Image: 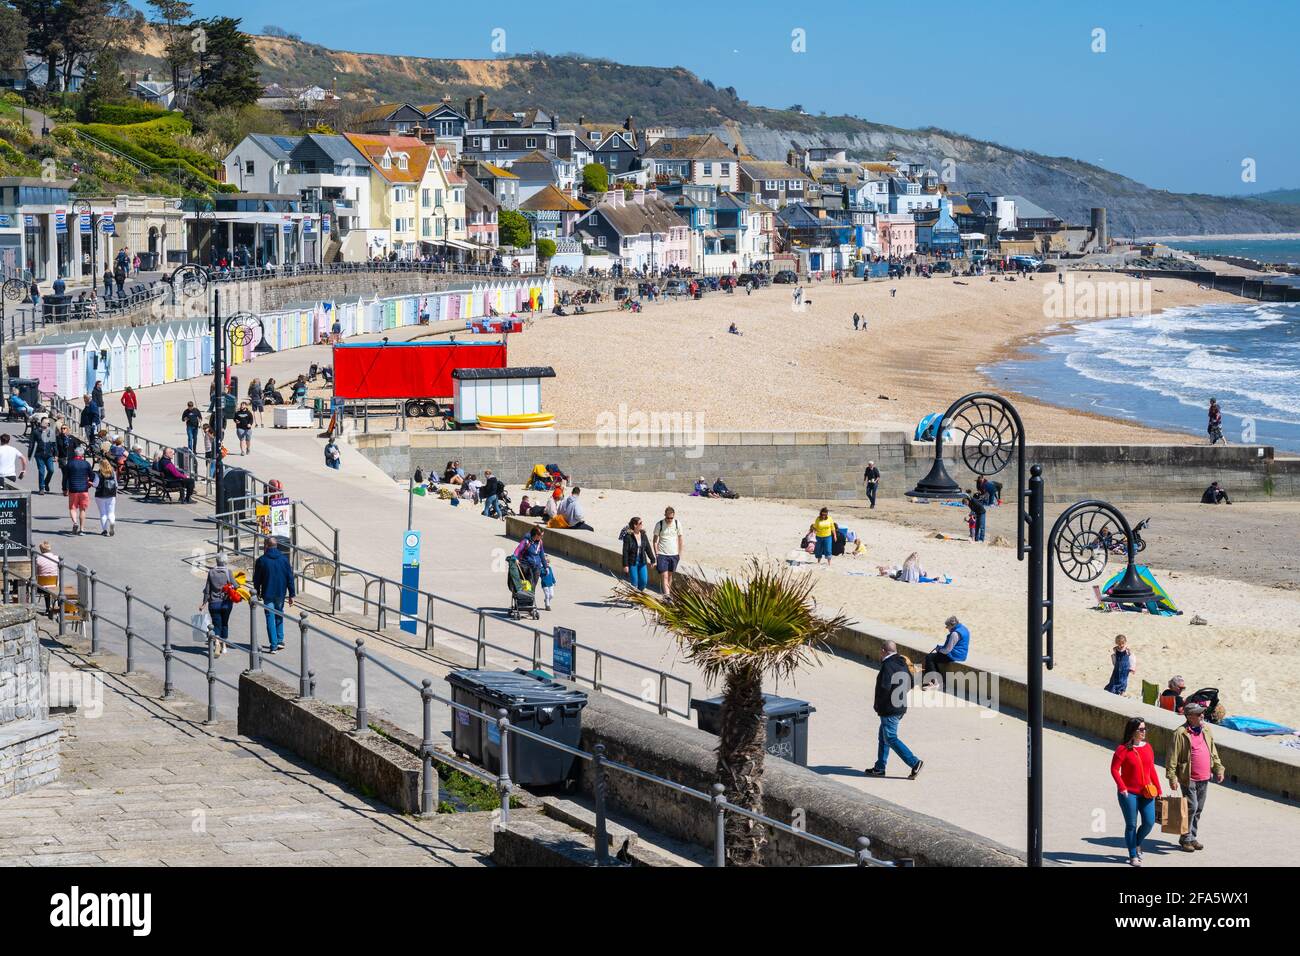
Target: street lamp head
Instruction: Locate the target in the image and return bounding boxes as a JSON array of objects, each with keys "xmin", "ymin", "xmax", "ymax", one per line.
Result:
[
  {"xmin": 254, "ymin": 338, "xmax": 276, "ymax": 355},
  {"xmin": 1104, "ymin": 561, "xmax": 1158, "ymax": 606}
]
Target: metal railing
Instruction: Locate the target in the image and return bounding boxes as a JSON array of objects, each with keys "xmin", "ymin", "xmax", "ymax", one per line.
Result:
[
  {"xmin": 208, "ymin": 509, "xmax": 693, "ymax": 720},
  {"xmin": 1, "ymin": 536, "xmax": 904, "ymax": 867}
]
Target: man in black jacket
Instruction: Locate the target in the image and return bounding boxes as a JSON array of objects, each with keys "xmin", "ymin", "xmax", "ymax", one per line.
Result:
[
  {"xmin": 480, "ymin": 470, "xmax": 504, "ymax": 518},
  {"xmin": 862, "ymin": 461, "xmax": 880, "ymax": 508},
  {"xmin": 866, "ymin": 641, "xmax": 923, "ymax": 779}
]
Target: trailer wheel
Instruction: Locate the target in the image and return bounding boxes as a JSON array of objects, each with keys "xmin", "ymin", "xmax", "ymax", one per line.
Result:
[
  {"xmin": 420, "ymin": 400, "xmax": 441, "ymax": 418},
  {"xmin": 404, "ymin": 399, "xmax": 424, "ymax": 418}
]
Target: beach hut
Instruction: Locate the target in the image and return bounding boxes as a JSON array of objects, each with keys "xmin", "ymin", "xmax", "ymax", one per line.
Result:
[
  {"xmin": 138, "ymin": 330, "xmax": 154, "ymax": 388},
  {"xmin": 108, "ymin": 330, "xmax": 127, "ymax": 392},
  {"xmin": 19, "ymin": 334, "xmax": 86, "ymax": 399},
  {"xmin": 149, "ymin": 326, "xmax": 165, "ymax": 386},
  {"xmin": 163, "ymin": 325, "xmax": 177, "ymax": 383},
  {"xmin": 200, "ymin": 330, "xmax": 212, "ymax": 376},
  {"xmin": 125, "ymin": 330, "xmax": 140, "ymax": 389}
]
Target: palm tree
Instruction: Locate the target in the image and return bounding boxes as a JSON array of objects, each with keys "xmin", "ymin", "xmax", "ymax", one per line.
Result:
[{"xmin": 615, "ymin": 560, "xmax": 848, "ymax": 866}]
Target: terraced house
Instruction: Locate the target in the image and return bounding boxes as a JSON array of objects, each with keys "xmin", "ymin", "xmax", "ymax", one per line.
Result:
[{"xmin": 344, "ymin": 133, "xmax": 432, "ymax": 260}]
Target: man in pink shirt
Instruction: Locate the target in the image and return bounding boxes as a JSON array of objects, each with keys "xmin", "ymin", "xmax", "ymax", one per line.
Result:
[{"xmin": 1165, "ymin": 702, "xmax": 1225, "ymax": 851}]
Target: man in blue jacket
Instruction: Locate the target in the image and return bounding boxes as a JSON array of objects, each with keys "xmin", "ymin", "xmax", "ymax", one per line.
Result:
[
  {"xmin": 922, "ymin": 615, "xmax": 970, "ymax": 689},
  {"xmin": 252, "ymin": 539, "xmax": 296, "ymax": 653}
]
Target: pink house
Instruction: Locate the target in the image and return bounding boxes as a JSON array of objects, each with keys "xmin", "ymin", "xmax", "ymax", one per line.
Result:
[{"xmin": 877, "ymin": 215, "xmax": 917, "ymax": 257}]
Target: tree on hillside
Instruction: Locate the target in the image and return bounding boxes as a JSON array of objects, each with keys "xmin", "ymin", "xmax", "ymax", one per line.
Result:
[
  {"xmin": 191, "ymin": 16, "xmax": 261, "ymax": 114},
  {"xmin": 0, "ymin": 5, "xmax": 28, "ymax": 72},
  {"xmin": 145, "ymin": 0, "xmax": 193, "ymax": 97},
  {"xmin": 76, "ymin": 47, "xmax": 128, "ymax": 120},
  {"xmin": 581, "ymin": 161, "xmax": 607, "ymax": 194},
  {"xmin": 12, "ymin": 0, "xmax": 137, "ymax": 93},
  {"xmin": 497, "ymin": 208, "xmax": 531, "ymax": 248}
]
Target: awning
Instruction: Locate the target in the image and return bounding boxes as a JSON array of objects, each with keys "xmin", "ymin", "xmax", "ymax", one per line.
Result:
[{"xmin": 441, "ymin": 238, "xmax": 480, "ymax": 251}]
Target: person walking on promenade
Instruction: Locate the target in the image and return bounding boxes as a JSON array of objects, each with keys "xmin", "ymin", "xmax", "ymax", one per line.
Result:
[
  {"xmin": 31, "ymin": 416, "xmax": 57, "ymax": 494},
  {"xmin": 79, "ymin": 397, "xmax": 100, "ymax": 444},
  {"xmin": 63, "ymin": 446, "xmax": 93, "ymax": 535},
  {"xmin": 113, "ymin": 261, "xmax": 126, "ymax": 298},
  {"xmin": 621, "ymin": 516, "xmax": 655, "ymax": 592},
  {"xmin": 1165, "ymin": 702, "xmax": 1225, "ymax": 852},
  {"xmin": 652, "ymin": 507, "xmax": 684, "ymax": 598},
  {"xmin": 965, "ymin": 489, "xmax": 987, "ymax": 542},
  {"xmin": 0, "ymin": 433, "xmax": 26, "ymax": 487},
  {"xmin": 200, "ymin": 423, "xmax": 216, "ymax": 478},
  {"xmin": 1104, "ymin": 634, "xmax": 1136, "ymax": 695},
  {"xmin": 809, "ymin": 506, "xmax": 837, "ymax": 566},
  {"xmin": 200, "ymin": 554, "xmax": 236, "ymax": 657},
  {"xmin": 181, "ymin": 401, "xmax": 202, "ymax": 453},
  {"xmin": 91, "ymin": 381, "xmax": 104, "ymax": 416},
  {"xmin": 253, "ymin": 538, "xmax": 296, "ymax": 654},
  {"xmin": 922, "ymin": 615, "xmax": 970, "ymax": 689},
  {"xmin": 249, "ymin": 379, "xmax": 265, "ymax": 427},
  {"xmin": 863, "ymin": 461, "xmax": 880, "ymax": 509},
  {"xmin": 867, "ymin": 641, "xmax": 923, "ymax": 779},
  {"xmin": 1111, "ymin": 716, "xmax": 1161, "ymax": 866},
  {"xmin": 55, "ymin": 423, "xmax": 75, "ymax": 494},
  {"xmin": 102, "ymin": 267, "xmax": 113, "ymax": 299},
  {"xmin": 479, "ymin": 469, "xmax": 504, "ymax": 518},
  {"xmin": 120, "ymin": 386, "xmax": 138, "ymax": 432},
  {"xmin": 91, "ymin": 457, "xmax": 118, "ymax": 536},
  {"xmin": 234, "ymin": 402, "xmax": 254, "ymax": 455}
]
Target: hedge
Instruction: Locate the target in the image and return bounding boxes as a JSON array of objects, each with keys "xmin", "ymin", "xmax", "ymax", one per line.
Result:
[{"xmin": 90, "ymin": 103, "xmax": 170, "ymax": 126}]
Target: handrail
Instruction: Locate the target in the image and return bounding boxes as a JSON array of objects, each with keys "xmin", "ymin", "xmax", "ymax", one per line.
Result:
[
  {"xmin": 208, "ymin": 509, "xmax": 694, "ymax": 719},
  {"xmin": 0, "ymin": 534, "xmax": 903, "ymax": 868}
]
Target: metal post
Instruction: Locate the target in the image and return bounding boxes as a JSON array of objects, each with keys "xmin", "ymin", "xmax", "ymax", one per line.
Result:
[
  {"xmin": 420, "ymin": 679, "xmax": 435, "ymax": 815},
  {"xmin": 855, "ymin": 836, "xmax": 873, "ymax": 867},
  {"xmin": 423, "ymin": 594, "xmax": 435, "ymax": 650},
  {"xmin": 377, "ymin": 578, "xmax": 387, "ymax": 630},
  {"xmin": 354, "ymin": 639, "xmax": 368, "ymax": 732},
  {"xmin": 205, "ymin": 627, "xmax": 217, "ymax": 724},
  {"xmin": 592, "ymin": 743, "xmax": 610, "ymax": 865},
  {"xmin": 124, "ymin": 584, "xmax": 133, "ymax": 636},
  {"xmin": 290, "ymin": 502, "xmax": 299, "ymax": 560},
  {"xmin": 657, "ymin": 674, "xmax": 669, "ymax": 717},
  {"xmin": 476, "ymin": 610, "xmax": 486, "ymax": 668},
  {"xmin": 2, "ymin": 545, "xmax": 8, "ymax": 601},
  {"xmin": 162, "ymin": 607, "xmax": 174, "ymax": 698},
  {"xmin": 531, "ymin": 628, "xmax": 541, "ymax": 670},
  {"xmin": 1026, "ymin": 462, "xmax": 1045, "ymax": 869},
  {"xmin": 56, "ymin": 558, "xmax": 65, "ymax": 635},
  {"xmin": 331, "ymin": 528, "xmax": 341, "ymax": 613},
  {"xmin": 125, "ymin": 626, "xmax": 135, "ymax": 674},
  {"xmin": 496, "ymin": 708, "xmax": 512, "ymax": 824},
  {"xmin": 712, "ymin": 783, "xmax": 727, "ymax": 867},
  {"xmin": 88, "ymin": 570, "xmax": 99, "ymax": 654},
  {"xmin": 298, "ymin": 613, "xmax": 311, "ymax": 698},
  {"xmin": 247, "ymin": 595, "xmax": 260, "ymax": 671},
  {"xmin": 593, "ymin": 650, "xmax": 603, "ymax": 692}
]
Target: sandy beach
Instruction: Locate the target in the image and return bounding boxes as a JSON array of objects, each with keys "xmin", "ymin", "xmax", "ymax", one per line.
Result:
[
  {"xmin": 555, "ymin": 489, "xmax": 1300, "ymax": 731},
  {"xmin": 515, "ymin": 273, "xmax": 1241, "ymax": 442}
]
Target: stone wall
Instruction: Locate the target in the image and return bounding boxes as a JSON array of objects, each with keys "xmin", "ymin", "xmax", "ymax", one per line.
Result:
[
  {"xmin": 0, "ymin": 606, "xmax": 60, "ymax": 798},
  {"xmin": 354, "ymin": 430, "xmax": 1300, "ymax": 502}
]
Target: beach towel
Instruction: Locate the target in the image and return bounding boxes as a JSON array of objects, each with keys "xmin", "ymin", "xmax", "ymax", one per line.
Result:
[
  {"xmin": 1219, "ymin": 716, "xmax": 1295, "ymax": 737},
  {"xmin": 547, "ymin": 514, "xmax": 571, "ymax": 529}
]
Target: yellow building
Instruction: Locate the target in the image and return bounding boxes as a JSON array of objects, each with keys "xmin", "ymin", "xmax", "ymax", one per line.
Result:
[{"xmin": 345, "ymin": 133, "xmax": 434, "ymax": 260}]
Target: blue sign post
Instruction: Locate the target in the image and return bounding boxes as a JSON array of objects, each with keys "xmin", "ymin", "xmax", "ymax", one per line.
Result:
[
  {"xmin": 552, "ymin": 626, "xmax": 576, "ymax": 678},
  {"xmin": 400, "ymin": 530, "xmax": 420, "ymax": 634}
]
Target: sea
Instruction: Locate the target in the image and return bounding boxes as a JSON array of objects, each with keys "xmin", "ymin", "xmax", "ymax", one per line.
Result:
[
  {"xmin": 986, "ymin": 300, "xmax": 1300, "ymax": 453},
  {"xmin": 1163, "ymin": 237, "xmax": 1300, "ymax": 268}
]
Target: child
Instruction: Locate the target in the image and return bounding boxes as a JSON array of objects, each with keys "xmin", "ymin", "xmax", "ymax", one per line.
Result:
[
  {"xmin": 967, "ymin": 512, "xmax": 978, "ymax": 540},
  {"xmin": 1104, "ymin": 634, "xmax": 1136, "ymax": 695}
]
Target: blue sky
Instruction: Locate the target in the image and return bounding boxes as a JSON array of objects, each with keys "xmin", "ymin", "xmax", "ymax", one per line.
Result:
[{"xmin": 180, "ymin": 0, "xmax": 1299, "ymax": 196}]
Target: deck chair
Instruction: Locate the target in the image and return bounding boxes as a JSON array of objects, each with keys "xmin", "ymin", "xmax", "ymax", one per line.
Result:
[{"xmin": 1141, "ymin": 680, "xmax": 1159, "ymax": 706}]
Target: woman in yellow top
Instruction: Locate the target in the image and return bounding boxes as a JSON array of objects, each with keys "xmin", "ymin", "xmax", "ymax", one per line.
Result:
[{"xmin": 810, "ymin": 507, "xmax": 838, "ymax": 566}]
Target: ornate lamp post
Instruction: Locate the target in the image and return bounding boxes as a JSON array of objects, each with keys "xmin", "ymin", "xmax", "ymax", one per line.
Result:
[
  {"xmin": 211, "ymin": 293, "xmax": 274, "ymax": 515},
  {"xmin": 906, "ymin": 391, "xmax": 1155, "ymax": 867},
  {"xmin": 0, "ymin": 277, "xmax": 27, "ymax": 400},
  {"xmin": 70, "ymin": 199, "xmax": 96, "ymax": 299},
  {"xmin": 433, "ymin": 203, "xmax": 448, "ymax": 267}
]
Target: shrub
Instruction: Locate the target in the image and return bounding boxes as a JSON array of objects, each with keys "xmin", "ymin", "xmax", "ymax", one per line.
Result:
[
  {"xmin": 581, "ymin": 162, "xmax": 608, "ymax": 193},
  {"xmin": 91, "ymin": 103, "xmax": 170, "ymax": 126},
  {"xmin": 536, "ymin": 237, "xmax": 557, "ymax": 260}
]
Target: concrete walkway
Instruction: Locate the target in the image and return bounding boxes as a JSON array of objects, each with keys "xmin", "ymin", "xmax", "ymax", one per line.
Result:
[
  {"xmin": 29, "ymin": 323, "xmax": 1299, "ymax": 868},
  {"xmin": 0, "ymin": 641, "xmax": 495, "ymax": 866}
]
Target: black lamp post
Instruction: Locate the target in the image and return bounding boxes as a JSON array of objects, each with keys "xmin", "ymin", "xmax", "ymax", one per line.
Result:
[
  {"xmin": 906, "ymin": 391, "xmax": 1156, "ymax": 867},
  {"xmin": 70, "ymin": 199, "xmax": 96, "ymax": 299},
  {"xmin": 211, "ymin": 293, "xmax": 273, "ymax": 515},
  {"xmin": 0, "ymin": 277, "xmax": 26, "ymax": 400}
]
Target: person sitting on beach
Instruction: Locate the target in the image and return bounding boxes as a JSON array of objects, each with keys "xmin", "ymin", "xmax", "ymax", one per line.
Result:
[
  {"xmin": 1200, "ymin": 481, "xmax": 1232, "ymax": 505},
  {"xmin": 1159, "ymin": 676, "xmax": 1187, "ymax": 715},
  {"xmin": 728, "ymin": 322, "xmax": 742, "ymax": 335},
  {"xmin": 712, "ymin": 477, "xmax": 739, "ymax": 500},
  {"xmin": 693, "ymin": 476, "xmax": 716, "ymax": 498},
  {"xmin": 461, "ymin": 473, "xmax": 482, "ymax": 503},
  {"xmin": 442, "ymin": 460, "xmax": 464, "ymax": 485}
]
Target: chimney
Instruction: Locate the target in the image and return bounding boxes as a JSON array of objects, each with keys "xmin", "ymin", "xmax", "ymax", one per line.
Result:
[
  {"xmin": 623, "ymin": 115, "xmax": 632, "ymax": 131},
  {"xmin": 550, "ymin": 115, "xmax": 558, "ymax": 132},
  {"xmin": 631, "ymin": 189, "xmax": 645, "ymax": 205},
  {"xmin": 465, "ymin": 97, "xmax": 474, "ymax": 120},
  {"xmin": 442, "ymin": 94, "xmax": 450, "ymax": 103},
  {"xmin": 578, "ymin": 114, "xmax": 586, "ymax": 126},
  {"xmin": 732, "ymin": 144, "xmax": 739, "ymax": 156},
  {"xmin": 476, "ymin": 92, "xmax": 487, "ymax": 119}
]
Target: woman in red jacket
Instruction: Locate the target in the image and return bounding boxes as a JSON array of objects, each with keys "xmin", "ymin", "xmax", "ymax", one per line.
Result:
[
  {"xmin": 120, "ymin": 386, "xmax": 138, "ymax": 432},
  {"xmin": 1111, "ymin": 716, "xmax": 1162, "ymax": 865}
]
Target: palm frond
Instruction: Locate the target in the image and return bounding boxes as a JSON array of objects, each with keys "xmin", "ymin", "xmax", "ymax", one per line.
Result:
[{"xmin": 614, "ymin": 559, "xmax": 849, "ymax": 686}]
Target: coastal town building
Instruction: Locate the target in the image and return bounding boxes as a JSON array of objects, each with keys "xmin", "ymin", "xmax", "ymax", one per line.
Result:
[
  {"xmin": 518, "ymin": 184, "xmax": 588, "ymax": 240},
  {"xmin": 738, "ymin": 160, "xmax": 814, "ymax": 209},
  {"xmin": 876, "ymin": 213, "xmax": 917, "ymax": 257},
  {"xmin": 573, "ymin": 189, "xmax": 689, "ymax": 272},
  {"xmin": 575, "ymin": 117, "xmax": 641, "ymax": 177},
  {"xmin": 642, "ymin": 135, "xmax": 739, "ymax": 191},
  {"xmin": 464, "ymin": 176, "xmax": 500, "ymax": 256},
  {"xmin": 460, "ymin": 160, "xmax": 521, "ymax": 211}
]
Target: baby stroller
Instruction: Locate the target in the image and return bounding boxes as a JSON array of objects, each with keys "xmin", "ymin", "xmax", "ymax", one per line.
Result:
[
  {"xmin": 506, "ymin": 556, "xmax": 539, "ymax": 620},
  {"xmin": 1185, "ymin": 687, "xmax": 1224, "ymax": 724}
]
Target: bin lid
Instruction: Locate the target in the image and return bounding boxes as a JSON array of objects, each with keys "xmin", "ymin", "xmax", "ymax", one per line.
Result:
[
  {"xmin": 692, "ymin": 692, "xmax": 815, "ymax": 717},
  {"xmin": 447, "ymin": 669, "xmax": 588, "ymax": 708}
]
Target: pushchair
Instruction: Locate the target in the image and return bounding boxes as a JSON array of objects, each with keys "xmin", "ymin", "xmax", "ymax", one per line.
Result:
[
  {"xmin": 1185, "ymin": 687, "xmax": 1224, "ymax": 723},
  {"xmin": 506, "ymin": 556, "xmax": 539, "ymax": 620}
]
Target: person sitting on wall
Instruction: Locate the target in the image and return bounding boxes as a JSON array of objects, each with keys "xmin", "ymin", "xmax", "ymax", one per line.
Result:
[{"xmin": 1200, "ymin": 481, "xmax": 1232, "ymax": 505}]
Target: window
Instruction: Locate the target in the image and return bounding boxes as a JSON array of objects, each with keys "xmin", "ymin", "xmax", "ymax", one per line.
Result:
[
  {"xmin": 435, "ymin": 188, "xmax": 443, "ymax": 208},
  {"xmin": 396, "ymin": 123, "xmax": 410, "ymax": 133},
  {"xmin": 436, "ymin": 219, "xmax": 444, "ymax": 237},
  {"xmin": 589, "ymin": 132, "xmax": 600, "ymax": 142},
  {"xmin": 244, "ymin": 160, "xmax": 255, "ymax": 176},
  {"xmin": 422, "ymin": 189, "xmax": 430, "ymax": 207},
  {"xmin": 703, "ymin": 162, "xmax": 712, "ymax": 176},
  {"xmin": 496, "ymin": 138, "xmax": 507, "ymax": 149},
  {"xmin": 381, "ymin": 154, "xmax": 391, "ymax": 170},
  {"xmin": 597, "ymin": 235, "xmax": 606, "ymax": 248},
  {"xmin": 454, "ymin": 189, "xmax": 463, "ymax": 203},
  {"xmin": 721, "ymin": 162, "xmax": 730, "ymax": 176},
  {"xmin": 422, "ymin": 218, "xmax": 431, "ymax": 238},
  {"xmin": 526, "ymin": 138, "xmax": 536, "ymax": 148},
  {"xmin": 788, "ymin": 181, "xmax": 802, "ymax": 191},
  {"xmin": 478, "ymin": 137, "xmax": 488, "ymax": 149},
  {"xmin": 396, "ymin": 154, "xmax": 408, "ymax": 171},
  {"xmin": 765, "ymin": 180, "xmax": 778, "ymax": 190}
]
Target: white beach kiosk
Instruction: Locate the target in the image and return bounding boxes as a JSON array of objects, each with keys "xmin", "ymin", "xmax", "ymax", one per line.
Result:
[{"xmin": 452, "ymin": 366, "xmax": 556, "ymax": 429}]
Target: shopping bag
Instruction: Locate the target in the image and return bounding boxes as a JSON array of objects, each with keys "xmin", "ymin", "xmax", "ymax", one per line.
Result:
[
  {"xmin": 1158, "ymin": 795, "xmax": 1189, "ymax": 835},
  {"xmin": 541, "ymin": 567, "xmax": 555, "ymax": 588},
  {"xmin": 191, "ymin": 610, "xmax": 212, "ymax": 642}
]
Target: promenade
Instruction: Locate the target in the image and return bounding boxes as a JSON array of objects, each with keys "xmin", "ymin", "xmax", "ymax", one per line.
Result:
[{"xmin": 18, "ymin": 330, "xmax": 1297, "ymax": 868}]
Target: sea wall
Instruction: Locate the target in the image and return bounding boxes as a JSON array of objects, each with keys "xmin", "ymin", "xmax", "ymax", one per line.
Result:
[{"xmin": 354, "ymin": 431, "xmax": 1300, "ymax": 502}]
